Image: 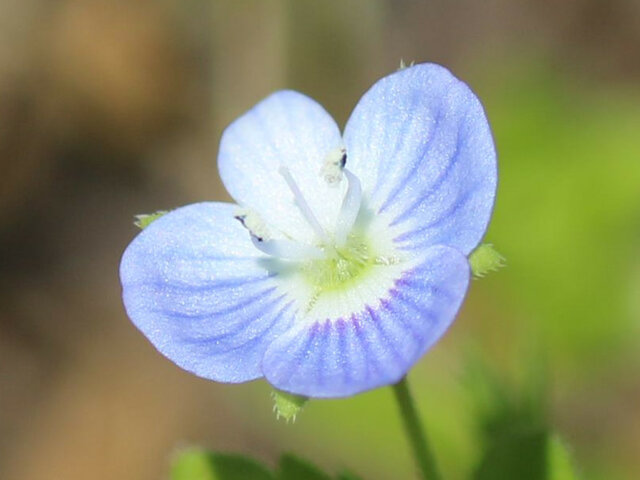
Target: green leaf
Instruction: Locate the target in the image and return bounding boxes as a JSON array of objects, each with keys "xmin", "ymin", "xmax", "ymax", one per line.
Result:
[
  {"xmin": 171, "ymin": 449, "xmax": 217, "ymax": 480},
  {"xmin": 548, "ymin": 435, "xmax": 579, "ymax": 480},
  {"xmin": 336, "ymin": 470, "xmax": 364, "ymax": 480},
  {"xmin": 469, "ymin": 243, "xmax": 505, "ymax": 278},
  {"xmin": 272, "ymin": 390, "xmax": 308, "ymax": 422},
  {"xmin": 474, "ymin": 429, "xmax": 548, "ymax": 480},
  {"xmin": 170, "ymin": 448, "xmax": 362, "ymax": 480},
  {"xmin": 171, "ymin": 448, "xmax": 275, "ymax": 480},
  {"xmin": 278, "ymin": 454, "xmax": 332, "ymax": 480},
  {"xmin": 466, "ymin": 352, "xmax": 555, "ymax": 479},
  {"xmin": 474, "ymin": 431, "xmax": 581, "ymax": 480},
  {"xmin": 134, "ymin": 210, "xmax": 169, "ymax": 229}
]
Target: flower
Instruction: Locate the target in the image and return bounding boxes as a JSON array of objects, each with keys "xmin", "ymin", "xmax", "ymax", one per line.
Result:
[{"xmin": 119, "ymin": 63, "xmax": 497, "ymax": 398}]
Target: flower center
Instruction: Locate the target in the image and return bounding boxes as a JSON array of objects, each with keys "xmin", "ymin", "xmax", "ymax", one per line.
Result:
[
  {"xmin": 235, "ymin": 147, "xmax": 402, "ymax": 316},
  {"xmin": 300, "ymin": 231, "xmax": 375, "ymax": 293}
]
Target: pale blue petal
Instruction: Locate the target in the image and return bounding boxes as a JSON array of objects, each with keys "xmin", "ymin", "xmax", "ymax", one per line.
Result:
[
  {"xmin": 343, "ymin": 63, "xmax": 497, "ymax": 255},
  {"xmin": 261, "ymin": 245, "xmax": 470, "ymax": 397},
  {"xmin": 218, "ymin": 90, "xmax": 345, "ymax": 244},
  {"xmin": 119, "ymin": 202, "xmax": 295, "ymax": 383}
]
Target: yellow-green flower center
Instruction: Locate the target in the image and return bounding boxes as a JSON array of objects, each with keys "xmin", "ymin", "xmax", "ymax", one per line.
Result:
[{"xmin": 301, "ymin": 233, "xmax": 376, "ymax": 294}]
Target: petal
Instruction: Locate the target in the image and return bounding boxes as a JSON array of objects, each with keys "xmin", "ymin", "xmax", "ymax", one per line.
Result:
[
  {"xmin": 218, "ymin": 90, "xmax": 345, "ymax": 244},
  {"xmin": 119, "ymin": 202, "xmax": 295, "ymax": 383},
  {"xmin": 261, "ymin": 245, "xmax": 470, "ymax": 397},
  {"xmin": 343, "ymin": 63, "xmax": 497, "ymax": 254}
]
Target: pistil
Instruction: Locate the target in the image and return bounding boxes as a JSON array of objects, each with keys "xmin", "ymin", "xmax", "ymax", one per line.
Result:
[{"xmin": 278, "ymin": 166, "xmax": 330, "ymax": 244}]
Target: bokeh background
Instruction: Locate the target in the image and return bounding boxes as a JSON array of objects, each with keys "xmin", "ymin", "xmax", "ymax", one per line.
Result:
[{"xmin": 1, "ymin": 1, "xmax": 639, "ymax": 479}]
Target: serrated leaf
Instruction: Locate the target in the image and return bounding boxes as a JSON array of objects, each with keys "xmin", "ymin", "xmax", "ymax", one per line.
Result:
[
  {"xmin": 469, "ymin": 243, "xmax": 505, "ymax": 278},
  {"xmin": 272, "ymin": 390, "xmax": 308, "ymax": 422},
  {"xmin": 171, "ymin": 448, "xmax": 275, "ymax": 480},
  {"xmin": 134, "ymin": 210, "xmax": 169, "ymax": 229},
  {"xmin": 278, "ymin": 454, "xmax": 332, "ymax": 480}
]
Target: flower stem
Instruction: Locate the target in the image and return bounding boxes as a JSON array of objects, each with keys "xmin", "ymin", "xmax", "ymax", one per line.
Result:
[{"xmin": 392, "ymin": 376, "xmax": 442, "ymax": 480}]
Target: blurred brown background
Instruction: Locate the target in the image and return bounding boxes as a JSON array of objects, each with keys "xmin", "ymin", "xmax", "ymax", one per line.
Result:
[{"xmin": 1, "ymin": 1, "xmax": 640, "ymax": 479}]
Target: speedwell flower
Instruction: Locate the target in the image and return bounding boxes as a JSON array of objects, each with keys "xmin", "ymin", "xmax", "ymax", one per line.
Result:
[{"xmin": 119, "ymin": 63, "xmax": 497, "ymax": 398}]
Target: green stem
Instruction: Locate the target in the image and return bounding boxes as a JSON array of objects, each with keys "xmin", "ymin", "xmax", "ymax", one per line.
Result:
[{"xmin": 392, "ymin": 376, "xmax": 442, "ymax": 480}]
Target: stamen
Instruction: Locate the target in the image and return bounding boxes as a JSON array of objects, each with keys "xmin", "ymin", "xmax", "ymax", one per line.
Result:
[
  {"xmin": 234, "ymin": 208, "xmax": 324, "ymax": 261},
  {"xmin": 335, "ymin": 168, "xmax": 362, "ymax": 247},
  {"xmin": 278, "ymin": 166, "xmax": 329, "ymax": 243},
  {"xmin": 250, "ymin": 237, "xmax": 325, "ymax": 261},
  {"xmin": 320, "ymin": 148, "xmax": 363, "ymax": 247},
  {"xmin": 234, "ymin": 208, "xmax": 271, "ymax": 241},
  {"xmin": 320, "ymin": 147, "xmax": 347, "ymax": 186}
]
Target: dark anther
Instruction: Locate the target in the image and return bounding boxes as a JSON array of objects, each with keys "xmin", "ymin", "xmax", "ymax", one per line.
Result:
[{"xmin": 340, "ymin": 150, "xmax": 347, "ymax": 168}]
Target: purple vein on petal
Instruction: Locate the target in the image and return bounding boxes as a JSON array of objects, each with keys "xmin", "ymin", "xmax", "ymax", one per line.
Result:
[
  {"xmin": 369, "ymin": 106, "xmax": 422, "ymax": 200},
  {"xmin": 396, "ymin": 272, "xmax": 457, "ymax": 305},
  {"xmin": 202, "ymin": 300, "xmax": 295, "ymax": 354},
  {"xmin": 153, "ymin": 286, "xmax": 279, "ymax": 321},
  {"xmin": 380, "ymin": 295, "xmax": 425, "ymax": 347},
  {"xmin": 365, "ymin": 305, "xmax": 405, "ymax": 368},
  {"xmin": 335, "ymin": 318, "xmax": 351, "ymax": 385},
  {"xmin": 376, "ymin": 108, "xmax": 447, "ymax": 215},
  {"xmin": 145, "ymin": 273, "xmax": 274, "ymax": 293},
  {"xmin": 387, "ymin": 130, "xmax": 462, "ymax": 227},
  {"xmin": 351, "ymin": 313, "xmax": 380, "ymax": 382},
  {"xmin": 175, "ymin": 294, "xmax": 289, "ymax": 346},
  {"xmin": 168, "ymin": 292, "xmax": 282, "ymax": 345},
  {"xmin": 315, "ymin": 320, "xmax": 332, "ymax": 388},
  {"xmin": 280, "ymin": 321, "xmax": 322, "ymax": 386},
  {"xmin": 392, "ymin": 188, "xmax": 477, "ymax": 248},
  {"xmin": 164, "ymin": 254, "xmax": 259, "ymax": 263},
  {"xmin": 355, "ymin": 309, "xmax": 391, "ymax": 381}
]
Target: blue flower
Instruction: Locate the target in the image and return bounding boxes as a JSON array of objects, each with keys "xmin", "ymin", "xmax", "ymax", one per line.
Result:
[{"xmin": 119, "ymin": 63, "xmax": 497, "ymax": 398}]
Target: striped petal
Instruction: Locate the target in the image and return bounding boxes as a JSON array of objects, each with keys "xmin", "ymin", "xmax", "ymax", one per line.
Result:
[
  {"xmin": 343, "ymin": 63, "xmax": 497, "ymax": 255},
  {"xmin": 218, "ymin": 90, "xmax": 345, "ymax": 245},
  {"xmin": 261, "ymin": 245, "xmax": 470, "ymax": 397},
  {"xmin": 119, "ymin": 202, "xmax": 295, "ymax": 383}
]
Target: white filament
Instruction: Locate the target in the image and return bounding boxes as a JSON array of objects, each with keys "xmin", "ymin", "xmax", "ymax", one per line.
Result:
[
  {"xmin": 251, "ymin": 237, "xmax": 324, "ymax": 261},
  {"xmin": 334, "ymin": 168, "xmax": 362, "ymax": 247}
]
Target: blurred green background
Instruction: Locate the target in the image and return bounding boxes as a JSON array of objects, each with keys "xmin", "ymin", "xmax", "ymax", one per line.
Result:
[{"xmin": 1, "ymin": 1, "xmax": 639, "ymax": 479}]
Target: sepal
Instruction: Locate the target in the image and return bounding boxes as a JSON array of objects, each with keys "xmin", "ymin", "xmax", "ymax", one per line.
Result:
[
  {"xmin": 272, "ymin": 389, "xmax": 309, "ymax": 422},
  {"xmin": 469, "ymin": 243, "xmax": 505, "ymax": 278},
  {"xmin": 134, "ymin": 210, "xmax": 169, "ymax": 229}
]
